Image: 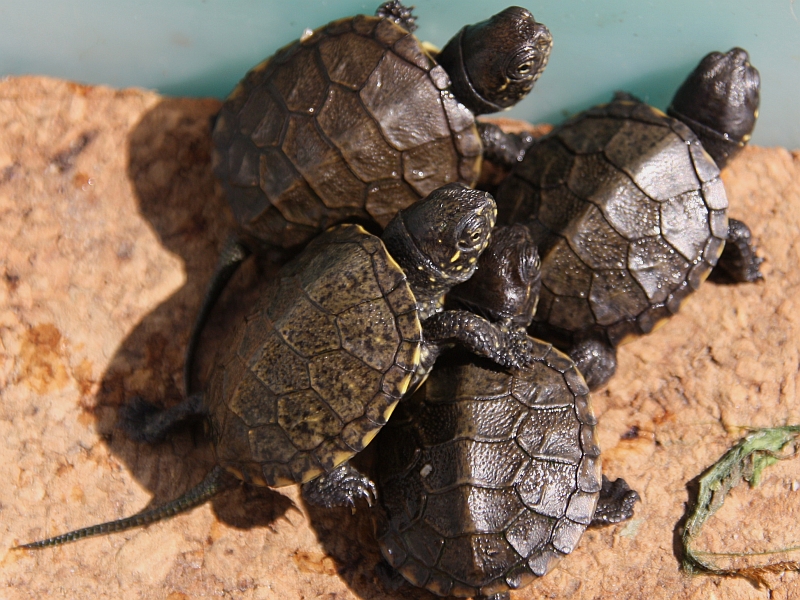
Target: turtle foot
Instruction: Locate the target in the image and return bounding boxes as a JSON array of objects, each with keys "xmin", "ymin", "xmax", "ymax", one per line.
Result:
[
  {"xmin": 591, "ymin": 476, "xmax": 640, "ymax": 526},
  {"xmin": 375, "ymin": 1, "xmax": 417, "ymax": 32},
  {"xmin": 118, "ymin": 394, "xmax": 203, "ymax": 444},
  {"xmin": 710, "ymin": 218, "xmax": 763, "ymax": 284},
  {"xmin": 302, "ymin": 462, "xmax": 377, "ymax": 509},
  {"xmin": 497, "ymin": 327, "xmax": 535, "ymax": 369},
  {"xmin": 569, "ymin": 337, "xmax": 617, "ymax": 391},
  {"xmin": 478, "ymin": 121, "xmax": 536, "ymax": 167}
]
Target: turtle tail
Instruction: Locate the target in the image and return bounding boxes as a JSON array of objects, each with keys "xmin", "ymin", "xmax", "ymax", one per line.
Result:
[{"xmin": 16, "ymin": 465, "xmax": 238, "ymax": 550}]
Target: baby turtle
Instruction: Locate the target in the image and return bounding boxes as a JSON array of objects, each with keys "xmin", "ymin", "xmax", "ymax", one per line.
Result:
[
  {"xmin": 374, "ymin": 225, "xmax": 639, "ymax": 599},
  {"xmin": 495, "ymin": 48, "xmax": 763, "ymax": 388},
  {"xmin": 18, "ymin": 184, "xmax": 532, "ymax": 549},
  {"xmin": 214, "ymin": 1, "xmax": 551, "ymax": 251},
  {"xmin": 186, "ymin": 1, "xmax": 552, "ymax": 393}
]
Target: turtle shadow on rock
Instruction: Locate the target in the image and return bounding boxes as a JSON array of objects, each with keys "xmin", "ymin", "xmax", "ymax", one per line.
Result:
[
  {"xmin": 303, "ymin": 448, "xmax": 444, "ymax": 600},
  {"xmin": 91, "ymin": 97, "xmax": 293, "ymax": 533}
]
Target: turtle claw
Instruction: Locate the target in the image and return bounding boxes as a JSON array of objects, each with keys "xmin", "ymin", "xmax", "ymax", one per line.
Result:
[
  {"xmin": 711, "ymin": 218, "xmax": 763, "ymax": 284},
  {"xmin": 375, "ymin": 0, "xmax": 417, "ymax": 32},
  {"xmin": 478, "ymin": 121, "xmax": 536, "ymax": 167},
  {"xmin": 591, "ymin": 476, "xmax": 640, "ymax": 526},
  {"xmin": 569, "ymin": 337, "xmax": 617, "ymax": 391},
  {"xmin": 495, "ymin": 327, "xmax": 534, "ymax": 369},
  {"xmin": 302, "ymin": 463, "xmax": 377, "ymax": 509}
]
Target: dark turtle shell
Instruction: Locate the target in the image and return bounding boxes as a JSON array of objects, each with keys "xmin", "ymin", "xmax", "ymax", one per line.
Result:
[
  {"xmin": 212, "ymin": 12, "xmax": 481, "ymax": 252},
  {"xmin": 496, "ymin": 99, "xmax": 729, "ymax": 347},
  {"xmin": 206, "ymin": 224, "xmax": 422, "ymax": 487},
  {"xmin": 375, "ymin": 341, "xmax": 600, "ymax": 598}
]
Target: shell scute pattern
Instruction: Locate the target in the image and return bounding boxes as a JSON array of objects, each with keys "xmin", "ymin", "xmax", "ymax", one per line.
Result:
[
  {"xmin": 318, "ymin": 85, "xmax": 401, "ymax": 182},
  {"xmin": 208, "ymin": 225, "xmax": 420, "ymax": 486},
  {"xmin": 498, "ymin": 103, "xmax": 730, "ymax": 342},
  {"xmin": 538, "ymin": 186, "xmax": 585, "ymax": 239},
  {"xmin": 376, "ymin": 346, "xmax": 601, "ymax": 597},
  {"xmin": 318, "ymin": 31, "xmax": 385, "ymax": 90},
  {"xmin": 214, "ymin": 14, "xmax": 480, "ymax": 248},
  {"xmin": 360, "ymin": 51, "xmax": 450, "ymax": 151},
  {"xmin": 558, "ymin": 118, "xmax": 610, "ymax": 154},
  {"xmin": 227, "ymin": 369, "xmax": 277, "ymax": 428}
]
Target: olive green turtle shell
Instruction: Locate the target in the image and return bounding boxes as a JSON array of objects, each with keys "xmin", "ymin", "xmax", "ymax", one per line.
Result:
[
  {"xmin": 206, "ymin": 224, "xmax": 422, "ymax": 487},
  {"xmin": 375, "ymin": 340, "xmax": 600, "ymax": 598},
  {"xmin": 212, "ymin": 13, "xmax": 482, "ymax": 252},
  {"xmin": 496, "ymin": 99, "xmax": 729, "ymax": 347}
]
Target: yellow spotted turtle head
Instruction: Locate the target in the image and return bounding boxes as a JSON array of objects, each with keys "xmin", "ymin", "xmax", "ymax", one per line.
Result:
[{"xmin": 381, "ymin": 183, "xmax": 497, "ymax": 300}]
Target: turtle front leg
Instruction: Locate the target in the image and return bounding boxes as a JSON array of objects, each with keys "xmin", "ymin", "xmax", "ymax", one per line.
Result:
[
  {"xmin": 590, "ymin": 475, "xmax": 640, "ymax": 527},
  {"xmin": 118, "ymin": 394, "xmax": 204, "ymax": 444},
  {"xmin": 301, "ymin": 462, "xmax": 377, "ymax": 509},
  {"xmin": 711, "ymin": 218, "xmax": 763, "ymax": 284},
  {"xmin": 569, "ymin": 336, "xmax": 618, "ymax": 391},
  {"xmin": 477, "ymin": 121, "xmax": 535, "ymax": 168},
  {"xmin": 375, "ymin": 0, "xmax": 417, "ymax": 32},
  {"xmin": 184, "ymin": 235, "xmax": 251, "ymax": 394},
  {"xmin": 422, "ymin": 309, "xmax": 532, "ymax": 369}
]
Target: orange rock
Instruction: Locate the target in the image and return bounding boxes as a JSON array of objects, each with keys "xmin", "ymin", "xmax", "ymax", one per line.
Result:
[{"xmin": 1, "ymin": 76, "xmax": 799, "ymax": 599}]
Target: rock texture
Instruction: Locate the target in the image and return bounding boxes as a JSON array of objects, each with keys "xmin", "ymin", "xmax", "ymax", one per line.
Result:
[{"xmin": 1, "ymin": 76, "xmax": 799, "ymax": 599}]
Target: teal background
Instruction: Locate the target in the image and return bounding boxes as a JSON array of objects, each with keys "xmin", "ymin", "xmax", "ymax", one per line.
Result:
[{"xmin": 1, "ymin": 1, "xmax": 798, "ymax": 148}]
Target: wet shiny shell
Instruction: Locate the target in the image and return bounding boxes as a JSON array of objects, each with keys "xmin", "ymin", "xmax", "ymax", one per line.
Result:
[
  {"xmin": 375, "ymin": 340, "xmax": 600, "ymax": 598},
  {"xmin": 496, "ymin": 100, "xmax": 729, "ymax": 347},
  {"xmin": 206, "ymin": 224, "xmax": 422, "ymax": 487},
  {"xmin": 213, "ymin": 14, "xmax": 481, "ymax": 252}
]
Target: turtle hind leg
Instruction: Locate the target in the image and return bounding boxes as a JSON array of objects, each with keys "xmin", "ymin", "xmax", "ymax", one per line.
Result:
[
  {"xmin": 710, "ymin": 218, "xmax": 763, "ymax": 284},
  {"xmin": 569, "ymin": 337, "xmax": 617, "ymax": 391},
  {"xmin": 301, "ymin": 462, "xmax": 377, "ymax": 509},
  {"xmin": 375, "ymin": 1, "xmax": 417, "ymax": 32},
  {"xmin": 184, "ymin": 235, "xmax": 251, "ymax": 395},
  {"xmin": 590, "ymin": 475, "xmax": 640, "ymax": 527},
  {"xmin": 118, "ymin": 393, "xmax": 204, "ymax": 444},
  {"xmin": 477, "ymin": 121, "xmax": 536, "ymax": 168}
]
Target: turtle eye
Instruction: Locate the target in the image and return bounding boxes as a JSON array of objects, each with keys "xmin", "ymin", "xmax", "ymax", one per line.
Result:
[
  {"xmin": 520, "ymin": 244, "xmax": 541, "ymax": 281},
  {"xmin": 507, "ymin": 49, "xmax": 540, "ymax": 81},
  {"xmin": 456, "ymin": 215, "xmax": 487, "ymax": 251}
]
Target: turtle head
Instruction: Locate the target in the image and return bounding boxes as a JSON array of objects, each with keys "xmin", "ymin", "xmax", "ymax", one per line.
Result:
[
  {"xmin": 381, "ymin": 183, "xmax": 497, "ymax": 303},
  {"xmin": 448, "ymin": 224, "xmax": 541, "ymax": 328},
  {"xmin": 668, "ymin": 48, "xmax": 760, "ymax": 168},
  {"xmin": 436, "ymin": 7, "xmax": 552, "ymax": 115}
]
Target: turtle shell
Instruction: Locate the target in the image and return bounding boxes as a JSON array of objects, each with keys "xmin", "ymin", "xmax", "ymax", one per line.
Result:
[
  {"xmin": 375, "ymin": 340, "xmax": 600, "ymax": 598},
  {"xmin": 205, "ymin": 224, "xmax": 422, "ymax": 487},
  {"xmin": 496, "ymin": 99, "xmax": 729, "ymax": 347},
  {"xmin": 212, "ymin": 12, "xmax": 482, "ymax": 252}
]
